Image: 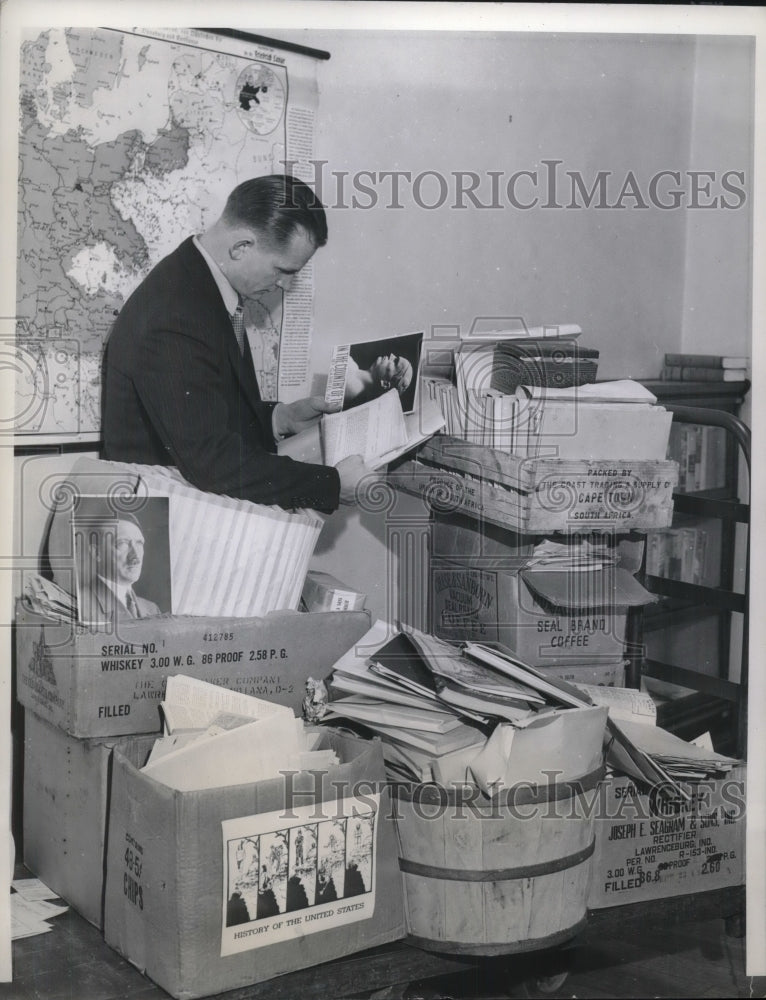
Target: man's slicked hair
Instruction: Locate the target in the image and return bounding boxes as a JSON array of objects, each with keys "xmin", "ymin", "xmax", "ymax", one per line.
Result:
[{"xmin": 222, "ymin": 174, "xmax": 328, "ymax": 249}]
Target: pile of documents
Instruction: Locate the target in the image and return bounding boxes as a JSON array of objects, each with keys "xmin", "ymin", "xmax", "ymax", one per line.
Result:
[
  {"xmin": 324, "ymin": 621, "xmax": 606, "ymax": 790},
  {"xmin": 141, "ymin": 676, "xmax": 338, "ymax": 792},
  {"xmin": 325, "ymin": 622, "xmax": 740, "ymax": 797},
  {"xmin": 614, "ymin": 719, "xmax": 740, "ymax": 782},
  {"xmin": 21, "ymin": 574, "xmax": 76, "ymax": 623}
]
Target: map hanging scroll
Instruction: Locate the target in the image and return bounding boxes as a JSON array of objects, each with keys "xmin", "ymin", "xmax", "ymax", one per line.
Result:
[{"xmin": 14, "ymin": 26, "xmax": 322, "ymax": 441}]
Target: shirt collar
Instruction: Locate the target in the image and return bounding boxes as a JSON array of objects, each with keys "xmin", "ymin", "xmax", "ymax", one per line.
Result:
[
  {"xmin": 98, "ymin": 574, "xmax": 131, "ymax": 607},
  {"xmin": 193, "ymin": 235, "xmax": 240, "ymax": 315}
]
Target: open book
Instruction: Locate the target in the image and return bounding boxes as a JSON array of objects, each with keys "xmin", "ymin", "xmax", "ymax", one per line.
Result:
[{"xmin": 278, "ymin": 389, "xmax": 446, "ymax": 470}]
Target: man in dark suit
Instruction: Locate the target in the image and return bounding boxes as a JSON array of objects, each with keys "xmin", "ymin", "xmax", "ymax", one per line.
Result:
[
  {"xmin": 77, "ymin": 514, "xmax": 161, "ymax": 625},
  {"xmin": 102, "ymin": 175, "xmax": 372, "ymax": 512}
]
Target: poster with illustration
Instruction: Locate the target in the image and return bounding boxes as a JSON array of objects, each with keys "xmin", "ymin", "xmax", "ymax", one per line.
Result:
[{"xmin": 221, "ymin": 795, "xmax": 379, "ymax": 956}]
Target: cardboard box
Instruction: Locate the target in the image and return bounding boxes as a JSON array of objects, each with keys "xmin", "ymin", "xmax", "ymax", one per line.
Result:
[
  {"xmin": 301, "ymin": 571, "xmax": 367, "ymax": 612},
  {"xmin": 15, "ymin": 605, "xmax": 370, "ymax": 739},
  {"xmin": 430, "ymin": 511, "xmax": 534, "ymax": 563},
  {"xmin": 22, "ymin": 709, "xmax": 132, "ymax": 927},
  {"xmin": 431, "ymin": 559, "xmax": 652, "ymax": 667},
  {"xmin": 588, "ymin": 767, "xmax": 746, "ymax": 909},
  {"xmin": 104, "ymin": 730, "xmax": 405, "ymax": 999}
]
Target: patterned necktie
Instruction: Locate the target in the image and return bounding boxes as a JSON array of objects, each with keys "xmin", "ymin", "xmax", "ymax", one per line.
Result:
[
  {"xmin": 231, "ymin": 301, "xmax": 246, "ymax": 356},
  {"xmin": 125, "ymin": 589, "xmax": 140, "ymax": 618}
]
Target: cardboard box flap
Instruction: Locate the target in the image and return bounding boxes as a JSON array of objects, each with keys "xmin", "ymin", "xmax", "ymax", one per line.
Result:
[{"xmin": 520, "ymin": 566, "xmax": 656, "ymax": 613}]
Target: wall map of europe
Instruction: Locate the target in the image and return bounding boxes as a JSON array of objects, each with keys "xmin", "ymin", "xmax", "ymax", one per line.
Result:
[{"xmin": 15, "ymin": 27, "xmax": 317, "ymax": 438}]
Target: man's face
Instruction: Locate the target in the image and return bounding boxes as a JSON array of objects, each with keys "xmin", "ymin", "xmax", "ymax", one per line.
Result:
[
  {"xmin": 229, "ymin": 226, "xmax": 317, "ymax": 298},
  {"xmin": 98, "ymin": 519, "xmax": 145, "ymax": 586}
]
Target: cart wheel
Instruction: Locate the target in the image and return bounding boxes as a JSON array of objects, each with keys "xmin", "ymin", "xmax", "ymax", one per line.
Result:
[{"xmin": 520, "ymin": 970, "xmax": 571, "ymax": 997}]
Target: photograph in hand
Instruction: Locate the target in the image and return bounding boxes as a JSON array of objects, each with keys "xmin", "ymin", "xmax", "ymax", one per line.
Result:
[{"xmin": 325, "ymin": 332, "xmax": 424, "ymax": 414}]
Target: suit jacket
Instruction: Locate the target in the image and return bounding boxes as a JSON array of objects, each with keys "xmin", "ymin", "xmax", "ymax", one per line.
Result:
[
  {"xmin": 102, "ymin": 238, "xmax": 340, "ymax": 512},
  {"xmin": 78, "ymin": 577, "xmax": 161, "ymax": 625}
]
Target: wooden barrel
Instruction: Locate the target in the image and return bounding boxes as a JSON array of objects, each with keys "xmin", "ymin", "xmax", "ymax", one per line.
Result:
[{"xmin": 393, "ymin": 767, "xmax": 603, "ymax": 955}]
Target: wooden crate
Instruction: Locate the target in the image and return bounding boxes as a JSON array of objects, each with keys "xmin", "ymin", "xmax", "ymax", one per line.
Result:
[{"xmin": 392, "ymin": 437, "xmax": 677, "ymax": 532}]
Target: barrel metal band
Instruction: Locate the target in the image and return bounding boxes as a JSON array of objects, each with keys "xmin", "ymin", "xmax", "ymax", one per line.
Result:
[{"xmin": 398, "ymin": 838, "xmax": 595, "ymax": 882}]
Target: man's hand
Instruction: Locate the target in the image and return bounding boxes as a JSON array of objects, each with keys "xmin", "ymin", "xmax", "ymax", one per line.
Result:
[
  {"xmin": 273, "ymin": 396, "xmax": 335, "ymax": 439},
  {"xmin": 335, "ymin": 455, "xmax": 384, "ymax": 506}
]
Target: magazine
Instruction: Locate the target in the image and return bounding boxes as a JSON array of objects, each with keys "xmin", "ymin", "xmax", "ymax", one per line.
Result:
[{"xmin": 325, "ymin": 331, "xmax": 424, "ymax": 414}]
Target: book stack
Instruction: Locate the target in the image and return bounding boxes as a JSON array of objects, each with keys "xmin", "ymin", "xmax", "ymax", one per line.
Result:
[
  {"xmin": 661, "ymin": 353, "xmax": 749, "ymax": 383},
  {"xmin": 491, "ymin": 337, "xmax": 599, "ymax": 394}
]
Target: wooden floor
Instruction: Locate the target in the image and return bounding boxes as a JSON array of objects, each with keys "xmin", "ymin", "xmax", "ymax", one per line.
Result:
[{"xmin": 6, "ymin": 878, "xmax": 765, "ymax": 1000}]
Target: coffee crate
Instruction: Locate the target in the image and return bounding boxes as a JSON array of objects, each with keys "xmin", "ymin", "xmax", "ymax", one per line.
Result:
[
  {"xmin": 393, "ymin": 436, "xmax": 677, "ymax": 532},
  {"xmin": 588, "ymin": 766, "xmax": 746, "ymax": 908},
  {"xmin": 430, "ymin": 558, "xmax": 653, "ymax": 667},
  {"xmin": 15, "ymin": 604, "xmax": 370, "ymax": 738},
  {"xmin": 104, "ymin": 730, "xmax": 404, "ymax": 998},
  {"xmin": 22, "ymin": 710, "xmax": 155, "ymax": 928}
]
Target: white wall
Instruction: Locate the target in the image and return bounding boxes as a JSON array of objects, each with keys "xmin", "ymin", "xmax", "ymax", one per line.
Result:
[
  {"xmin": 305, "ymin": 31, "xmax": 706, "ymax": 383},
  {"xmin": 681, "ymin": 35, "xmax": 754, "ymax": 363},
  {"xmin": 280, "ymin": 30, "xmax": 753, "ymax": 624}
]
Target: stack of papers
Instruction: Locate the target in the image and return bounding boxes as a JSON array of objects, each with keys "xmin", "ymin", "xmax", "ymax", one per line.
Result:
[
  {"xmin": 524, "ymin": 538, "xmax": 617, "ymax": 573},
  {"xmin": 448, "ymin": 354, "xmax": 668, "ymax": 459},
  {"xmin": 460, "ymin": 322, "xmax": 583, "ymax": 342},
  {"xmin": 325, "ymin": 622, "xmax": 600, "ymax": 787},
  {"xmin": 141, "ymin": 675, "xmax": 338, "ymax": 791},
  {"xmin": 460, "ymin": 642, "xmax": 693, "ymax": 796},
  {"xmin": 573, "ymin": 684, "xmax": 658, "ymax": 726},
  {"xmin": 518, "ymin": 379, "xmax": 657, "ymax": 404},
  {"xmin": 11, "ymin": 878, "xmax": 68, "ymax": 940},
  {"xmin": 326, "ymin": 622, "xmax": 729, "ymax": 799},
  {"xmin": 617, "ymin": 719, "xmax": 740, "ymax": 781},
  {"xmin": 325, "ymin": 621, "xmax": 489, "ymax": 781}
]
